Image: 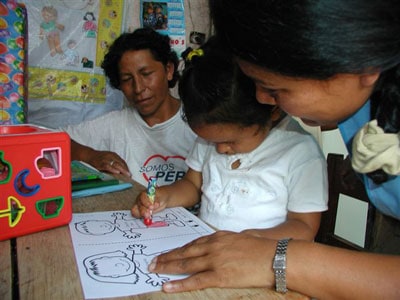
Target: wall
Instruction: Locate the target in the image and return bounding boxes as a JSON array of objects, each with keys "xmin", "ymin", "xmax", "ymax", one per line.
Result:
[
  {"xmin": 124, "ymin": 0, "xmax": 211, "ymax": 44},
  {"xmin": 26, "ymin": 0, "xmax": 211, "ymax": 128}
]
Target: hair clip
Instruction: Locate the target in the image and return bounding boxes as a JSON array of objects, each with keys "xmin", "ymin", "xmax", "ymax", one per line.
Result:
[{"xmin": 187, "ymin": 48, "xmax": 204, "ymax": 61}]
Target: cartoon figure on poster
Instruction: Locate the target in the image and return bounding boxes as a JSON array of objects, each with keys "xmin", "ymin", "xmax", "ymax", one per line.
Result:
[
  {"xmin": 63, "ymin": 39, "xmax": 79, "ymax": 66},
  {"xmin": 142, "ymin": 2, "xmax": 168, "ymax": 30},
  {"xmin": 39, "ymin": 6, "xmax": 65, "ymax": 57},
  {"xmin": 82, "ymin": 11, "xmax": 97, "ymax": 38}
]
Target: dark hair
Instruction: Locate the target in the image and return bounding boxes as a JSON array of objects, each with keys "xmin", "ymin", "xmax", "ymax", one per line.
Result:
[
  {"xmin": 83, "ymin": 12, "xmax": 96, "ymax": 21},
  {"xmin": 210, "ymin": 0, "xmax": 400, "ymax": 183},
  {"xmin": 101, "ymin": 27, "xmax": 179, "ymax": 89},
  {"xmin": 179, "ymin": 36, "xmax": 275, "ymax": 129}
]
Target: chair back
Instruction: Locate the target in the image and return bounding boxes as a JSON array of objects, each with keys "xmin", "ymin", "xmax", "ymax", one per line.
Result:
[{"xmin": 315, "ymin": 153, "xmax": 375, "ymax": 251}]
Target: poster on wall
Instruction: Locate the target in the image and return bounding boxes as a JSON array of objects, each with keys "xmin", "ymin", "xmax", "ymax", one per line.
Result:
[
  {"xmin": 21, "ymin": 0, "xmax": 187, "ymax": 129},
  {"xmin": 24, "ymin": 0, "xmax": 124, "ymax": 104},
  {"xmin": 140, "ymin": 0, "xmax": 185, "ymax": 56}
]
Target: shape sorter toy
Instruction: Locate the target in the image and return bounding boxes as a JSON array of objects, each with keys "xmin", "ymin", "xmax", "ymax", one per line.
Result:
[{"xmin": 0, "ymin": 124, "xmax": 71, "ymax": 240}]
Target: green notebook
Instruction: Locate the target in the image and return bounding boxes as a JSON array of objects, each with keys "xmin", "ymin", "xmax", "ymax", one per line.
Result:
[
  {"xmin": 71, "ymin": 160, "xmax": 101, "ymax": 182},
  {"xmin": 70, "ymin": 161, "xmax": 133, "ymax": 198},
  {"xmin": 71, "ymin": 161, "xmax": 120, "ymax": 192},
  {"xmin": 72, "ymin": 177, "xmax": 120, "ymax": 191}
]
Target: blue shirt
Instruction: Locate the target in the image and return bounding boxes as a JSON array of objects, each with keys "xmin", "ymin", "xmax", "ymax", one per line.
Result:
[{"xmin": 338, "ymin": 100, "xmax": 400, "ymax": 220}]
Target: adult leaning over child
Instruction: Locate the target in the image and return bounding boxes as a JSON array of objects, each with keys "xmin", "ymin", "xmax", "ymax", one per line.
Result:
[
  {"xmin": 62, "ymin": 28, "xmax": 197, "ymax": 187},
  {"xmin": 146, "ymin": 1, "xmax": 400, "ymax": 299}
]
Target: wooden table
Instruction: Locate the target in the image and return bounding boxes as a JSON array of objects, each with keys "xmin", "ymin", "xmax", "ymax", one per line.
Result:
[{"xmin": 1, "ymin": 182, "xmax": 309, "ymax": 300}]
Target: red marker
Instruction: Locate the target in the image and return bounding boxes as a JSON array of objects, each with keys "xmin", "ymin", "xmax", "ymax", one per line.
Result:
[
  {"xmin": 144, "ymin": 177, "xmax": 157, "ymax": 226},
  {"xmin": 143, "ymin": 217, "xmax": 152, "ymax": 226}
]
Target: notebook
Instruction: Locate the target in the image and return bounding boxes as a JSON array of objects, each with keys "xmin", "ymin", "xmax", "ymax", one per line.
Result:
[
  {"xmin": 71, "ymin": 160, "xmax": 102, "ymax": 182},
  {"xmin": 71, "ymin": 161, "xmax": 133, "ymax": 199}
]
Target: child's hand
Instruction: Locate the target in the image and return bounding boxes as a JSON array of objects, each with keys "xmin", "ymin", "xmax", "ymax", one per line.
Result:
[{"xmin": 131, "ymin": 189, "xmax": 168, "ymax": 219}]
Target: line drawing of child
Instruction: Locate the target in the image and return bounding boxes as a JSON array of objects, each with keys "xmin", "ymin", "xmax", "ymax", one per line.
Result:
[
  {"xmin": 69, "ymin": 208, "xmax": 214, "ymax": 297},
  {"xmin": 83, "ymin": 244, "xmax": 169, "ymax": 286},
  {"xmin": 75, "ymin": 212, "xmax": 143, "ymax": 239},
  {"xmin": 39, "ymin": 6, "xmax": 65, "ymax": 57},
  {"xmin": 74, "ymin": 211, "xmax": 191, "ymax": 239}
]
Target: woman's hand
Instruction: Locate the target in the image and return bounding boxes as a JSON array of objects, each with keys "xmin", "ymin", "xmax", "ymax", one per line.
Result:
[
  {"xmin": 86, "ymin": 150, "xmax": 131, "ymax": 178},
  {"xmin": 71, "ymin": 140, "xmax": 131, "ymax": 177},
  {"xmin": 148, "ymin": 231, "xmax": 277, "ymax": 293}
]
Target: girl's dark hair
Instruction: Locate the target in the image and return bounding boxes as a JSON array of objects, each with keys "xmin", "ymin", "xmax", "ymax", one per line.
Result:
[
  {"xmin": 210, "ymin": 0, "xmax": 400, "ymax": 183},
  {"xmin": 101, "ymin": 27, "xmax": 179, "ymax": 89},
  {"xmin": 179, "ymin": 36, "xmax": 275, "ymax": 129}
]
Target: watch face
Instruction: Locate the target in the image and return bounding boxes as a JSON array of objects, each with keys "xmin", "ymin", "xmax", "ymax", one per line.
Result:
[{"xmin": 273, "ymin": 256, "xmax": 286, "ymax": 269}]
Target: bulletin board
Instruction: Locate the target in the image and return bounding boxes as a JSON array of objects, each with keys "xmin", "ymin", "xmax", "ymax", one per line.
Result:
[{"xmin": 24, "ymin": 0, "xmax": 124, "ymax": 104}]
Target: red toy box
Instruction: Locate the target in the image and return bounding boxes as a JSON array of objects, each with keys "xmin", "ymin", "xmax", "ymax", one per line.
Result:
[{"xmin": 0, "ymin": 124, "xmax": 71, "ymax": 240}]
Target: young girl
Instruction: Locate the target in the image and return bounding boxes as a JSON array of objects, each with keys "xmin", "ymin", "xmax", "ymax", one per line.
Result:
[{"xmin": 132, "ymin": 38, "xmax": 328, "ymax": 240}]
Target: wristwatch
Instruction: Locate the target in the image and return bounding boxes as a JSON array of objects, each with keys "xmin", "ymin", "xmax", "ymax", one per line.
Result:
[{"xmin": 272, "ymin": 238, "xmax": 292, "ymax": 293}]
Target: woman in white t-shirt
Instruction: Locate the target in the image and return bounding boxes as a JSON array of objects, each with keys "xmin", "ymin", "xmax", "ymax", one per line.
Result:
[{"xmin": 63, "ymin": 28, "xmax": 197, "ymax": 187}]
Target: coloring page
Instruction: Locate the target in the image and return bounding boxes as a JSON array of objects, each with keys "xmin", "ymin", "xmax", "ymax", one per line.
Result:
[{"xmin": 69, "ymin": 207, "xmax": 215, "ymax": 299}]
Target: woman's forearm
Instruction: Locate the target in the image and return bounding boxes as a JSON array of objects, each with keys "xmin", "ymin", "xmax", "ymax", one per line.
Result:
[
  {"xmin": 70, "ymin": 139, "xmax": 96, "ymax": 162},
  {"xmin": 287, "ymin": 240, "xmax": 400, "ymax": 300}
]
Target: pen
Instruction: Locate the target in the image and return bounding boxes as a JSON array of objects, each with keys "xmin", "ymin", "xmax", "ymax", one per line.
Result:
[{"xmin": 144, "ymin": 176, "xmax": 157, "ymax": 226}]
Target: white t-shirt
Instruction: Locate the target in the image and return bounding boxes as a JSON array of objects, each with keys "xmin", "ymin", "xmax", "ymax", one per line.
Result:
[
  {"xmin": 63, "ymin": 105, "xmax": 197, "ymax": 187},
  {"xmin": 186, "ymin": 116, "xmax": 328, "ymax": 232}
]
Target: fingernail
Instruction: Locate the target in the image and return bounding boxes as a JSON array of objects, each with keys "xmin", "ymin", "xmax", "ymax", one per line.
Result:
[
  {"xmin": 163, "ymin": 282, "xmax": 173, "ymax": 292},
  {"xmin": 148, "ymin": 262, "xmax": 155, "ymax": 271},
  {"xmin": 148, "ymin": 257, "xmax": 157, "ymax": 271}
]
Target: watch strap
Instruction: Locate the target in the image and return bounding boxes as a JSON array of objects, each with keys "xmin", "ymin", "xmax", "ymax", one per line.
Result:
[{"xmin": 273, "ymin": 238, "xmax": 292, "ymax": 293}]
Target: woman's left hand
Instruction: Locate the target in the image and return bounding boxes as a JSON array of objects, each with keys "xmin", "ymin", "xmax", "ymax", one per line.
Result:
[{"xmin": 148, "ymin": 231, "xmax": 277, "ymax": 293}]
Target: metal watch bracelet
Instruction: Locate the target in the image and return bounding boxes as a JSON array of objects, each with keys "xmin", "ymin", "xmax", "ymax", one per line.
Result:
[{"xmin": 272, "ymin": 238, "xmax": 292, "ymax": 293}]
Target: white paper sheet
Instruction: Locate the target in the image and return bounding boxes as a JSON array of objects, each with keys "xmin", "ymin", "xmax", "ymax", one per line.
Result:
[{"xmin": 69, "ymin": 207, "xmax": 215, "ymax": 299}]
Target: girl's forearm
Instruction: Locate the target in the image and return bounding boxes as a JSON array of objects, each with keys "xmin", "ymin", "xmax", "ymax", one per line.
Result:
[{"xmin": 162, "ymin": 178, "xmax": 201, "ymax": 208}]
